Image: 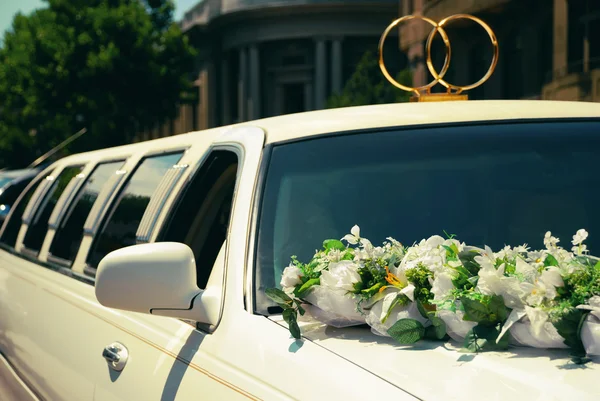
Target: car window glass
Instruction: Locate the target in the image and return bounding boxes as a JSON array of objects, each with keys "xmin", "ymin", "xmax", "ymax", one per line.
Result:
[
  {"xmin": 0, "ymin": 176, "xmax": 45, "ymax": 248},
  {"xmin": 86, "ymin": 152, "xmax": 183, "ymax": 270},
  {"xmin": 0, "ymin": 176, "xmax": 35, "ymax": 208},
  {"xmin": 254, "ymin": 121, "xmax": 600, "ymax": 314},
  {"xmin": 49, "ymin": 160, "xmax": 125, "ymax": 265},
  {"xmin": 0, "ymin": 177, "xmax": 14, "ymax": 188},
  {"xmin": 22, "ymin": 165, "xmax": 84, "ymax": 253},
  {"xmin": 159, "ymin": 150, "xmax": 238, "ymax": 288}
]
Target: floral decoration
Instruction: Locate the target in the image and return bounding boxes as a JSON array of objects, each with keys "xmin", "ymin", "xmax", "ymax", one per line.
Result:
[{"xmin": 265, "ymin": 226, "xmax": 600, "ymax": 363}]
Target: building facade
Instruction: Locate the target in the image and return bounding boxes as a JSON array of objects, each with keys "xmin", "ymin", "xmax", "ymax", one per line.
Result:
[
  {"xmin": 138, "ymin": 0, "xmax": 404, "ymax": 141},
  {"xmin": 399, "ymin": 0, "xmax": 600, "ymax": 102}
]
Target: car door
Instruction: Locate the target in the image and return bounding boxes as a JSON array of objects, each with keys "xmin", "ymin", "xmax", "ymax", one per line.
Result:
[
  {"xmin": 0, "ymin": 162, "xmax": 96, "ymax": 401},
  {"xmin": 89, "ymin": 126, "xmax": 289, "ymax": 400}
]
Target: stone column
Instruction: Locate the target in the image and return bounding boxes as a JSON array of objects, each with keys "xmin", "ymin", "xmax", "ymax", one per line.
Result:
[
  {"xmin": 207, "ymin": 61, "xmax": 217, "ymax": 128},
  {"xmin": 314, "ymin": 38, "xmax": 327, "ymax": 109},
  {"xmin": 553, "ymin": 0, "xmax": 568, "ymax": 79},
  {"xmin": 238, "ymin": 47, "xmax": 248, "ymax": 122},
  {"xmin": 331, "ymin": 37, "xmax": 343, "ymax": 94},
  {"xmin": 249, "ymin": 44, "xmax": 261, "ymax": 120},
  {"xmin": 221, "ymin": 57, "xmax": 231, "ymax": 125}
]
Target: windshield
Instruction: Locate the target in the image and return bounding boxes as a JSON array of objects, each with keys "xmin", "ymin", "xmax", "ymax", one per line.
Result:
[{"xmin": 254, "ymin": 120, "xmax": 600, "ymax": 314}]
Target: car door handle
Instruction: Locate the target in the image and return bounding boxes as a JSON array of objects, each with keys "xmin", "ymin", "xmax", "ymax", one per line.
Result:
[{"xmin": 102, "ymin": 342, "xmax": 129, "ymax": 372}]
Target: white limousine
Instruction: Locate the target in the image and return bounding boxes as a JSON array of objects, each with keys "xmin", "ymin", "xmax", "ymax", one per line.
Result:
[{"xmin": 1, "ymin": 100, "xmax": 600, "ymax": 401}]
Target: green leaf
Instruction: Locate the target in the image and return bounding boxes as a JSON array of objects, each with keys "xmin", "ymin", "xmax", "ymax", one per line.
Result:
[
  {"xmin": 461, "ymin": 297, "xmax": 490, "ymax": 323},
  {"xmin": 361, "ymin": 282, "xmax": 384, "ymax": 297},
  {"xmin": 545, "ymin": 254, "xmax": 559, "ymax": 267},
  {"xmin": 323, "ymin": 239, "xmax": 346, "ymax": 251},
  {"xmin": 458, "ymin": 251, "xmax": 481, "ymax": 276},
  {"xmin": 265, "ymin": 288, "xmax": 293, "ymax": 307},
  {"xmin": 387, "ymin": 319, "xmax": 425, "ymax": 344},
  {"xmin": 430, "ymin": 316, "xmax": 447, "ymax": 339},
  {"xmin": 464, "ymin": 324, "xmax": 509, "ymax": 352},
  {"xmin": 552, "ymin": 308, "xmax": 587, "ymax": 353},
  {"xmin": 416, "ymin": 300, "xmax": 429, "ymax": 320},
  {"xmin": 295, "ymin": 278, "xmax": 320, "ymax": 298},
  {"xmin": 295, "ymin": 301, "xmax": 306, "ymax": 316},
  {"xmin": 289, "ymin": 320, "xmax": 301, "ymax": 339},
  {"xmin": 488, "ymin": 295, "xmax": 509, "ymax": 322},
  {"xmin": 282, "ymin": 308, "xmax": 301, "ymax": 339},
  {"xmin": 282, "ymin": 308, "xmax": 295, "ymax": 323}
]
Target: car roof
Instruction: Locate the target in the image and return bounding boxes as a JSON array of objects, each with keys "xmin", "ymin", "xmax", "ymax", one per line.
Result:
[
  {"xmin": 254, "ymin": 100, "xmax": 600, "ymax": 144},
  {"xmin": 52, "ymin": 100, "xmax": 600, "ymax": 165}
]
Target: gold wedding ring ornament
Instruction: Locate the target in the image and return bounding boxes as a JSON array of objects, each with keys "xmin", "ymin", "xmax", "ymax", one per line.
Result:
[{"xmin": 378, "ymin": 14, "xmax": 499, "ymax": 102}]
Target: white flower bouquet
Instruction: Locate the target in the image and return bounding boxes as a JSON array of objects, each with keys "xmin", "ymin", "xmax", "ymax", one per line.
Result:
[{"xmin": 266, "ymin": 226, "xmax": 600, "ymax": 363}]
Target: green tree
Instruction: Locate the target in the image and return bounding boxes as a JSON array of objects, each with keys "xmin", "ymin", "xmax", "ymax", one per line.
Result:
[
  {"xmin": 0, "ymin": 0, "xmax": 196, "ymax": 168},
  {"xmin": 326, "ymin": 50, "xmax": 413, "ymax": 108}
]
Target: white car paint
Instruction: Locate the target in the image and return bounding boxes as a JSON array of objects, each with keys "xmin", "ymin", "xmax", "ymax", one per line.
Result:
[{"xmin": 0, "ymin": 101, "xmax": 599, "ymax": 400}]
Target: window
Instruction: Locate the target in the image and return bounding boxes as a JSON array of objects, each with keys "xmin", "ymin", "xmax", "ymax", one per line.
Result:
[
  {"xmin": 0, "ymin": 175, "xmax": 36, "ymax": 209},
  {"xmin": 0, "ymin": 175, "xmax": 45, "ymax": 248},
  {"xmin": 159, "ymin": 150, "xmax": 238, "ymax": 288},
  {"xmin": 86, "ymin": 152, "xmax": 184, "ymax": 270},
  {"xmin": 22, "ymin": 165, "xmax": 84, "ymax": 254},
  {"xmin": 254, "ymin": 121, "xmax": 600, "ymax": 314},
  {"xmin": 49, "ymin": 160, "xmax": 125, "ymax": 265}
]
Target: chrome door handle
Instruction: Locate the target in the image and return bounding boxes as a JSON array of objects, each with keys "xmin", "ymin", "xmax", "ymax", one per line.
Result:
[{"xmin": 102, "ymin": 342, "xmax": 129, "ymax": 371}]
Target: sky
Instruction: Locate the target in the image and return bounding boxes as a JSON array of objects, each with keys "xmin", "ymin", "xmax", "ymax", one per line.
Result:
[{"xmin": 0, "ymin": 0, "xmax": 200, "ymax": 41}]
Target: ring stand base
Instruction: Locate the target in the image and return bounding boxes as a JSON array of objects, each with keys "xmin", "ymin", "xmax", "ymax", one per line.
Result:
[{"xmin": 410, "ymin": 93, "xmax": 469, "ymax": 102}]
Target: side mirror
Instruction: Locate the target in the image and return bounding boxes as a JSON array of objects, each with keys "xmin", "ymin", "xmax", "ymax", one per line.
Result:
[{"xmin": 95, "ymin": 242, "xmax": 222, "ymax": 326}]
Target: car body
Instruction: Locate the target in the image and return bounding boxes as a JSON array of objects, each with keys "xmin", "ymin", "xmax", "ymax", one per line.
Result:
[{"xmin": 1, "ymin": 100, "xmax": 600, "ymax": 401}]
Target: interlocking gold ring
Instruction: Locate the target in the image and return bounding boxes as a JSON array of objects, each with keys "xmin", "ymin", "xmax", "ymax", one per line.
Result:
[{"xmin": 378, "ymin": 14, "xmax": 499, "ymax": 96}]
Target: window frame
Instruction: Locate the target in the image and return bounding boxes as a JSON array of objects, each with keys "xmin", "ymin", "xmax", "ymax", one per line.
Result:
[
  {"xmin": 0, "ymin": 166, "xmax": 54, "ymax": 249},
  {"xmin": 19, "ymin": 164, "xmax": 86, "ymax": 257},
  {"xmin": 45, "ymin": 158, "xmax": 128, "ymax": 269},
  {"xmin": 82, "ymin": 149, "xmax": 188, "ymax": 276},
  {"xmin": 156, "ymin": 144, "xmax": 245, "ymax": 333}
]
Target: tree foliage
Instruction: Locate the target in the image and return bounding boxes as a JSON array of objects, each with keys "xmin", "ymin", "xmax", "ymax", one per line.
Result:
[
  {"xmin": 326, "ymin": 50, "xmax": 412, "ymax": 109},
  {"xmin": 0, "ymin": 0, "xmax": 196, "ymax": 168}
]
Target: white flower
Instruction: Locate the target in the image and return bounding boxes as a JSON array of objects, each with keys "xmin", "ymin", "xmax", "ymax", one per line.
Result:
[
  {"xmin": 514, "ymin": 244, "xmax": 530, "ymax": 254},
  {"xmin": 544, "ymin": 231, "xmax": 560, "ymax": 250},
  {"xmin": 515, "ymin": 258, "xmax": 537, "ymax": 281},
  {"xmin": 320, "ymin": 260, "xmax": 361, "ymax": 292},
  {"xmin": 474, "ymin": 246, "xmax": 496, "ymax": 270},
  {"xmin": 572, "ymin": 244, "xmax": 588, "ymax": 255},
  {"xmin": 526, "ymin": 251, "xmax": 547, "ymax": 268},
  {"xmin": 524, "ymin": 306, "xmax": 550, "ymax": 338},
  {"xmin": 430, "ymin": 268, "xmax": 456, "ymax": 301},
  {"xmin": 477, "ymin": 263, "xmax": 526, "ymax": 309},
  {"xmin": 497, "ymin": 308, "xmax": 527, "ymax": 343},
  {"xmin": 326, "ymin": 249, "xmax": 343, "ymax": 263},
  {"xmin": 494, "ymin": 245, "xmax": 514, "ymax": 260},
  {"xmin": 342, "ymin": 225, "xmax": 361, "ymax": 245},
  {"xmin": 540, "ymin": 266, "xmax": 564, "ymax": 289},
  {"xmin": 280, "ymin": 264, "xmax": 303, "ymax": 290},
  {"xmin": 521, "ymin": 277, "xmax": 557, "ymax": 306},
  {"xmin": 572, "ymin": 229, "xmax": 588, "ymax": 245}
]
